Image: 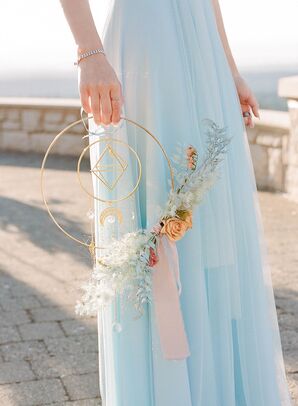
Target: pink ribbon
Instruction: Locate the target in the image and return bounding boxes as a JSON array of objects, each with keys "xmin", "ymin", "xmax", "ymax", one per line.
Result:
[{"xmin": 152, "ymin": 235, "xmax": 190, "ymax": 360}]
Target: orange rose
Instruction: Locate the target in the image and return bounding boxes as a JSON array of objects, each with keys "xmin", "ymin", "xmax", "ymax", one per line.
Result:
[{"xmin": 160, "ymin": 214, "xmax": 192, "ymax": 241}]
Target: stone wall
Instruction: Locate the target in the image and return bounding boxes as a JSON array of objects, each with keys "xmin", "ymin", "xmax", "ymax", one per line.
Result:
[
  {"xmin": 0, "ymin": 98, "xmax": 85, "ymax": 156},
  {"xmin": 285, "ymin": 101, "xmax": 298, "ymax": 195},
  {"xmin": 279, "ymin": 76, "xmax": 298, "ymax": 197},
  {"xmin": 247, "ymin": 110, "xmax": 290, "ymax": 192},
  {"xmin": 0, "ymin": 96, "xmax": 295, "ymax": 194}
]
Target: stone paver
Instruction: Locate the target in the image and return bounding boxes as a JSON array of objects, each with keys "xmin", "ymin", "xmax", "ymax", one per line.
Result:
[
  {"xmin": 30, "ymin": 307, "xmax": 76, "ymax": 323},
  {"xmin": 0, "ymin": 341, "xmax": 48, "ymax": 363},
  {"xmin": 19, "ymin": 322, "xmax": 64, "ymax": 341},
  {"xmin": 30, "ymin": 352, "xmax": 98, "ymax": 379},
  {"xmin": 62, "ymin": 373, "xmax": 100, "ymax": 401},
  {"xmin": 0, "ymin": 327, "xmax": 21, "ymax": 345},
  {"xmin": 60, "ymin": 319, "xmax": 97, "ymax": 336},
  {"xmin": 0, "ymin": 379, "xmax": 67, "ymax": 405},
  {"xmin": 0, "ymin": 295, "xmax": 41, "ymax": 311},
  {"xmin": 51, "ymin": 400, "xmax": 101, "ymax": 406},
  {"xmin": 44, "ymin": 335, "xmax": 98, "ymax": 357},
  {"xmin": 0, "ymin": 152, "xmax": 297, "ymax": 405},
  {"xmin": 0, "ymin": 310, "xmax": 31, "ymax": 327},
  {"xmin": 0, "ymin": 361, "xmax": 35, "ymax": 384}
]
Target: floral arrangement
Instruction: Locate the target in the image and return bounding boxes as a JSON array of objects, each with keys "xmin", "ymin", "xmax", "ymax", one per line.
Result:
[{"xmin": 76, "ymin": 119, "xmax": 231, "ymax": 316}]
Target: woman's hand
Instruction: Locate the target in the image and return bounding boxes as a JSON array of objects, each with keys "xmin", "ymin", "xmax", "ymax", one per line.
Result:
[
  {"xmin": 78, "ymin": 53, "xmax": 123, "ymax": 126},
  {"xmin": 233, "ymin": 74, "xmax": 260, "ymax": 128}
]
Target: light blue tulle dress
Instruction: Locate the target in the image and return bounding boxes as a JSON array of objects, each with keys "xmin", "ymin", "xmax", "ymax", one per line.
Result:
[{"xmin": 88, "ymin": 0, "xmax": 292, "ymax": 405}]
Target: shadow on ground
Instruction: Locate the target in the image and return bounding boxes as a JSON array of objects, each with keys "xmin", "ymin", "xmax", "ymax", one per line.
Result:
[{"xmin": 0, "ymin": 196, "xmax": 91, "ymax": 267}]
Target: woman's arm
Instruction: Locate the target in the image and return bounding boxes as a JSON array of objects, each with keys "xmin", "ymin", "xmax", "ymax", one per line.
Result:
[
  {"xmin": 59, "ymin": 0, "xmax": 123, "ymax": 125},
  {"xmin": 211, "ymin": 0, "xmax": 239, "ymax": 77},
  {"xmin": 211, "ymin": 0, "xmax": 260, "ymax": 126}
]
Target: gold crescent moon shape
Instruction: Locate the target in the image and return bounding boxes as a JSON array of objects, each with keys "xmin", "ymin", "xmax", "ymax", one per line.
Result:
[{"xmin": 100, "ymin": 207, "xmax": 123, "ymax": 225}]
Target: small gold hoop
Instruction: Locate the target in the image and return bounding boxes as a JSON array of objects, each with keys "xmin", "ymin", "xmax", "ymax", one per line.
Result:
[
  {"xmin": 41, "ymin": 115, "xmax": 175, "ymax": 250},
  {"xmin": 77, "ymin": 137, "xmax": 142, "ymax": 203}
]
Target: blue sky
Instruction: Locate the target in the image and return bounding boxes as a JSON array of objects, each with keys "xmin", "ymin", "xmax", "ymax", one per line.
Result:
[{"xmin": 1, "ymin": 0, "xmax": 297, "ymax": 76}]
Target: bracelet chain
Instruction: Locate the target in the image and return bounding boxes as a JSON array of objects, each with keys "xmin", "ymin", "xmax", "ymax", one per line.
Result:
[{"xmin": 74, "ymin": 48, "xmax": 105, "ymax": 66}]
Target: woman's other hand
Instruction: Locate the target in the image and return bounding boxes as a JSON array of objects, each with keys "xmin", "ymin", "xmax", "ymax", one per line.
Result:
[
  {"xmin": 233, "ymin": 74, "xmax": 260, "ymax": 128},
  {"xmin": 78, "ymin": 53, "xmax": 123, "ymax": 126}
]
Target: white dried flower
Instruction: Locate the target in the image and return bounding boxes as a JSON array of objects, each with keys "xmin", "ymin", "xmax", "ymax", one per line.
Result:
[{"xmin": 76, "ymin": 119, "xmax": 231, "ymax": 317}]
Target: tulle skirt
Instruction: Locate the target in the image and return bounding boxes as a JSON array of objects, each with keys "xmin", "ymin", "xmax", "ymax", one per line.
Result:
[{"xmin": 88, "ymin": 0, "xmax": 292, "ymax": 404}]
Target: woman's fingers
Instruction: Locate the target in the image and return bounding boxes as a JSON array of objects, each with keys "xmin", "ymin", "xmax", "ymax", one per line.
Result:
[
  {"xmin": 241, "ymin": 104, "xmax": 254, "ymax": 128},
  {"xmin": 110, "ymin": 84, "xmax": 123, "ymax": 124},
  {"xmin": 248, "ymin": 93, "xmax": 260, "ymax": 119},
  {"xmin": 90, "ymin": 89, "xmax": 101, "ymax": 125},
  {"xmin": 84, "ymin": 85, "xmax": 123, "ymax": 127},
  {"xmin": 241, "ymin": 92, "xmax": 260, "ymax": 129},
  {"xmin": 111, "ymin": 99, "xmax": 121, "ymax": 125},
  {"xmin": 78, "ymin": 56, "xmax": 123, "ymax": 126},
  {"xmin": 234, "ymin": 74, "xmax": 260, "ymax": 128},
  {"xmin": 80, "ymin": 87, "xmax": 92, "ymax": 114},
  {"xmin": 99, "ymin": 86, "xmax": 112, "ymax": 125},
  {"xmin": 247, "ymin": 115, "xmax": 253, "ymax": 128},
  {"xmin": 89, "ymin": 84, "xmax": 122, "ymax": 126}
]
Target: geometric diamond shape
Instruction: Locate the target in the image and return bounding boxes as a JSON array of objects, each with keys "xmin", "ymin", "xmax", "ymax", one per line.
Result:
[{"xmin": 90, "ymin": 144, "xmax": 128, "ymax": 190}]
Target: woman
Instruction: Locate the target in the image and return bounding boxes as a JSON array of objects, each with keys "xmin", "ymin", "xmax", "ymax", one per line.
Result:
[{"xmin": 60, "ymin": 0, "xmax": 292, "ymax": 405}]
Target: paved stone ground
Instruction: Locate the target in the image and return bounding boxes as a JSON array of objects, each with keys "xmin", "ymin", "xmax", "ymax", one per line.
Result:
[
  {"xmin": 0, "ymin": 152, "xmax": 297, "ymax": 405},
  {"xmin": 260, "ymin": 192, "xmax": 298, "ymax": 404}
]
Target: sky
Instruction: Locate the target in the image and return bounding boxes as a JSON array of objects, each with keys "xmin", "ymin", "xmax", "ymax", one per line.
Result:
[{"xmin": 0, "ymin": 0, "xmax": 297, "ymax": 76}]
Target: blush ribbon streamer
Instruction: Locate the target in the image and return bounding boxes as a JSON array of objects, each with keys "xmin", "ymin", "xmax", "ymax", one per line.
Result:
[{"xmin": 152, "ymin": 235, "xmax": 190, "ymax": 360}]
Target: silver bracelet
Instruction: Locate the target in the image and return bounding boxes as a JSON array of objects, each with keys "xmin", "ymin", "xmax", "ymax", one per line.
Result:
[{"xmin": 74, "ymin": 48, "xmax": 105, "ymax": 66}]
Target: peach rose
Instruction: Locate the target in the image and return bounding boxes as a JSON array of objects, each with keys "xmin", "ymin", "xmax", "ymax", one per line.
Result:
[{"xmin": 160, "ymin": 214, "xmax": 192, "ymax": 241}]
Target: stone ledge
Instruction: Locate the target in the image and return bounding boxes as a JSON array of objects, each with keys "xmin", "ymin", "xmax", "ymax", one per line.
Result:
[
  {"xmin": 253, "ymin": 109, "xmax": 290, "ymax": 131},
  {"xmin": 0, "ymin": 98, "xmax": 293, "ymax": 194},
  {"xmin": 246, "ymin": 109, "xmax": 290, "ymax": 193},
  {"xmin": 0, "ymin": 97, "xmax": 81, "ymax": 109},
  {"xmin": 278, "ymin": 75, "xmax": 298, "ymax": 101}
]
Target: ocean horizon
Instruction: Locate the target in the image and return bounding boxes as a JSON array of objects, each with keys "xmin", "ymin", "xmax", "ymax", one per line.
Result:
[{"xmin": 0, "ymin": 66, "xmax": 297, "ymax": 111}]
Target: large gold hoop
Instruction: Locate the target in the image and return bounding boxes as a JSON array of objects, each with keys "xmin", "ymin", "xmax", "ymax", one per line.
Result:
[{"xmin": 40, "ymin": 116, "xmax": 175, "ymax": 251}]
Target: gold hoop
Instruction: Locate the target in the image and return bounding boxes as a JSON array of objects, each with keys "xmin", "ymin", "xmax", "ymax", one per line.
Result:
[
  {"xmin": 77, "ymin": 137, "xmax": 142, "ymax": 203},
  {"xmin": 40, "ymin": 115, "xmax": 175, "ymax": 251}
]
